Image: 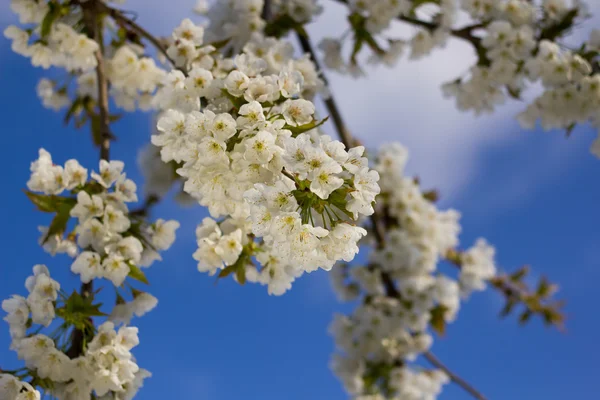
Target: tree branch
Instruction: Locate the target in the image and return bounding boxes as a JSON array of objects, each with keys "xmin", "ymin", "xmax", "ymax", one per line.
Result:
[
  {"xmin": 73, "ymin": 0, "xmax": 176, "ymax": 67},
  {"xmin": 330, "ymin": 0, "xmax": 486, "ymax": 48},
  {"xmin": 106, "ymin": 6, "xmax": 176, "ymax": 67},
  {"xmin": 95, "ymin": 28, "xmax": 111, "ymax": 161},
  {"xmin": 68, "ymin": 0, "xmax": 112, "ymax": 358},
  {"xmin": 423, "ymin": 351, "xmax": 488, "ymax": 400},
  {"xmin": 261, "ymin": 0, "xmax": 273, "ymax": 21},
  {"xmin": 296, "ymin": 29, "xmax": 488, "ymax": 400},
  {"xmin": 295, "ymin": 32, "xmax": 357, "ymax": 148}
]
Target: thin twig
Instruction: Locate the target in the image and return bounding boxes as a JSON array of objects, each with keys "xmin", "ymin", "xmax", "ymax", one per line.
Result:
[
  {"xmin": 423, "ymin": 351, "xmax": 488, "ymax": 400},
  {"xmin": 295, "ymin": 32, "xmax": 356, "ymax": 148},
  {"xmin": 330, "ymin": 0, "xmax": 486, "ymax": 48},
  {"xmin": 73, "ymin": 0, "xmax": 176, "ymax": 67},
  {"xmin": 295, "ymin": 30, "xmax": 388, "ymax": 249},
  {"xmin": 261, "ymin": 0, "xmax": 273, "ymax": 21},
  {"xmin": 95, "ymin": 26, "xmax": 111, "ymax": 160},
  {"xmin": 107, "ymin": 7, "xmax": 176, "ymax": 66}
]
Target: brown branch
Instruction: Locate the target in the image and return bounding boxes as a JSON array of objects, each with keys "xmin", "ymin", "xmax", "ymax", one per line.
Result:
[
  {"xmin": 95, "ymin": 32, "xmax": 111, "ymax": 160},
  {"xmin": 295, "ymin": 30, "xmax": 389, "ymax": 251},
  {"xmin": 106, "ymin": 7, "xmax": 176, "ymax": 67},
  {"xmin": 446, "ymin": 250, "xmax": 565, "ymax": 328},
  {"xmin": 261, "ymin": 0, "xmax": 273, "ymax": 21},
  {"xmin": 380, "ymin": 271, "xmax": 489, "ymax": 400},
  {"xmin": 129, "ymin": 194, "xmax": 159, "ymax": 218},
  {"xmin": 423, "ymin": 352, "xmax": 488, "ymax": 400},
  {"xmin": 68, "ymin": 0, "xmax": 112, "ymax": 359},
  {"xmin": 73, "ymin": 0, "xmax": 176, "ymax": 67},
  {"xmin": 330, "ymin": 0, "xmax": 486, "ymax": 47},
  {"xmin": 295, "ymin": 32, "xmax": 357, "ymax": 148},
  {"xmin": 296, "ymin": 28, "xmax": 488, "ymax": 400}
]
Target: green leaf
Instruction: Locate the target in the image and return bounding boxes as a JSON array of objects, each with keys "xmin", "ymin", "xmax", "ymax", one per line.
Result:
[
  {"xmin": 510, "ymin": 265, "xmax": 529, "ymax": 282},
  {"xmin": 430, "ymin": 304, "xmax": 448, "ymax": 336},
  {"xmin": 422, "ymin": 190, "xmax": 439, "ymax": 203},
  {"xmin": 351, "ymin": 37, "xmax": 364, "ymax": 64},
  {"xmin": 56, "ymin": 291, "xmax": 106, "ymax": 329},
  {"xmin": 109, "ymin": 114, "xmax": 123, "ymax": 123},
  {"xmin": 518, "ymin": 310, "xmax": 533, "ymax": 325},
  {"xmin": 236, "ymin": 264, "xmax": 246, "ymax": 285},
  {"xmin": 411, "ymin": 0, "xmax": 441, "ymax": 9},
  {"xmin": 74, "ymin": 114, "xmax": 89, "ymax": 129},
  {"xmin": 128, "ymin": 263, "xmax": 149, "ymax": 285},
  {"xmin": 286, "ymin": 116, "xmax": 329, "ymax": 136},
  {"xmin": 40, "ymin": 2, "xmax": 59, "ymax": 39},
  {"xmin": 540, "ymin": 9, "xmax": 579, "ymax": 41},
  {"xmin": 220, "ymin": 89, "xmax": 246, "ymax": 110},
  {"xmin": 209, "ymin": 37, "xmax": 232, "ymax": 50},
  {"xmin": 499, "ymin": 299, "xmax": 516, "ymax": 318},
  {"xmin": 126, "ymin": 222, "xmax": 158, "ymax": 252},
  {"xmin": 43, "ymin": 201, "xmax": 76, "ymax": 244},
  {"xmin": 535, "ymin": 276, "xmax": 558, "ymax": 299},
  {"xmin": 218, "ymin": 264, "xmax": 237, "ymax": 278},
  {"xmin": 507, "ymin": 86, "xmax": 521, "ymax": 100},
  {"xmin": 24, "ymin": 191, "xmax": 61, "ymax": 213},
  {"xmin": 64, "ymin": 97, "xmax": 84, "ymax": 125},
  {"xmin": 90, "ymin": 114, "xmax": 103, "ymax": 146},
  {"xmin": 264, "ymin": 14, "xmax": 303, "ymax": 38},
  {"xmin": 565, "ymin": 123, "xmax": 576, "ymax": 137}
]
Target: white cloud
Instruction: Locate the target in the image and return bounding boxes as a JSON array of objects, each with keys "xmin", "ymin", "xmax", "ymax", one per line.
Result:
[
  {"xmin": 463, "ymin": 130, "xmax": 590, "ymax": 218},
  {"xmin": 310, "ymin": 3, "xmax": 525, "ymax": 199}
]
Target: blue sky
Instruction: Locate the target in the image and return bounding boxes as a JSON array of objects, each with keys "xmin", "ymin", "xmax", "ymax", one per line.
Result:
[{"xmin": 1, "ymin": 2, "xmax": 599, "ymax": 399}]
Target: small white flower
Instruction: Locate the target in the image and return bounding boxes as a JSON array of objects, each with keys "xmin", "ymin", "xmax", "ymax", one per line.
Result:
[
  {"xmin": 149, "ymin": 219, "xmax": 180, "ymax": 250},
  {"xmin": 71, "ymin": 251, "xmax": 102, "ymax": 283},
  {"xmin": 103, "ymin": 205, "xmax": 131, "ymax": 233},
  {"xmin": 281, "ymin": 99, "xmax": 315, "ymax": 126},
  {"xmin": 103, "ymin": 253, "xmax": 130, "ymax": 286},
  {"xmin": 92, "ymin": 160, "xmax": 125, "ymax": 188},
  {"xmin": 63, "ymin": 159, "xmax": 88, "ymax": 189},
  {"xmin": 70, "ymin": 191, "xmax": 104, "ymax": 222}
]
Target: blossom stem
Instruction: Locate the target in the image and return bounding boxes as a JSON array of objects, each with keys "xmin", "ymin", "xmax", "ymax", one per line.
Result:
[{"xmin": 423, "ymin": 351, "xmax": 488, "ymax": 400}]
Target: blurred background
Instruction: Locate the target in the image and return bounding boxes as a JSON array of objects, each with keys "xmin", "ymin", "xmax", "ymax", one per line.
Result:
[{"xmin": 1, "ymin": 1, "xmax": 599, "ymax": 399}]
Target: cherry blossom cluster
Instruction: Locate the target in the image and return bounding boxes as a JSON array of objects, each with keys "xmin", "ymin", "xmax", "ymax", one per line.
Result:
[
  {"xmin": 0, "ymin": 373, "xmax": 41, "ymax": 400},
  {"xmin": 2, "ymin": 0, "xmax": 575, "ymax": 398},
  {"xmin": 149, "ymin": 19, "xmax": 380, "ymax": 294},
  {"xmin": 308, "ymin": 0, "xmax": 600, "ymax": 156},
  {"xmin": 106, "ymin": 45, "xmax": 166, "ymax": 111},
  {"xmin": 27, "ymin": 149, "xmax": 179, "ymax": 287},
  {"xmin": 5, "ymin": 0, "xmax": 98, "ymax": 71},
  {"xmin": 2, "ymin": 266, "xmax": 149, "ymax": 399},
  {"xmin": 317, "ymin": 0, "xmax": 459, "ymax": 76},
  {"xmin": 441, "ymin": 2, "xmax": 600, "ymax": 156},
  {"xmin": 1, "ymin": 149, "xmax": 178, "ymax": 397},
  {"xmin": 515, "ymin": 31, "xmax": 600, "ymax": 156},
  {"xmin": 200, "ymin": 0, "xmax": 323, "ymax": 53},
  {"xmin": 5, "ymin": 0, "xmax": 167, "ymax": 115},
  {"xmin": 329, "ymin": 143, "xmax": 497, "ymax": 399}
]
